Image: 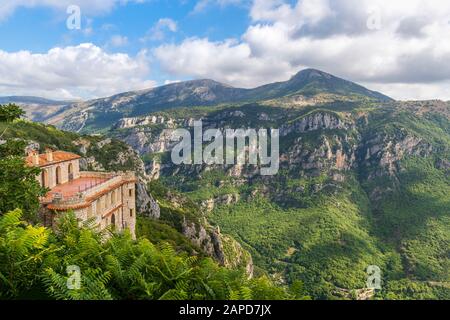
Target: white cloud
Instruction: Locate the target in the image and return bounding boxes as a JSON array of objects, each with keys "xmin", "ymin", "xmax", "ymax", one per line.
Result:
[
  {"xmin": 141, "ymin": 18, "xmax": 178, "ymax": 42},
  {"xmin": 155, "ymin": 0, "xmax": 450, "ymax": 100},
  {"xmin": 109, "ymin": 35, "xmax": 129, "ymax": 47},
  {"xmin": 192, "ymin": 0, "xmax": 248, "ymax": 13},
  {"xmin": 0, "ymin": 0, "xmax": 147, "ymax": 21},
  {"xmin": 164, "ymin": 80, "xmax": 182, "ymax": 85},
  {"xmin": 0, "ymin": 43, "xmax": 155, "ymax": 100}
]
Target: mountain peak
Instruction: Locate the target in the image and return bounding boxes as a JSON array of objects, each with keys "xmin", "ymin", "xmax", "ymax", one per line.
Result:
[
  {"xmin": 280, "ymin": 68, "xmax": 392, "ymax": 101},
  {"xmin": 290, "ymin": 68, "xmax": 334, "ymax": 81}
]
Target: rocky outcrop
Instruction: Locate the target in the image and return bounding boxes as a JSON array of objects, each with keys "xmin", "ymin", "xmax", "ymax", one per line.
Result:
[
  {"xmin": 220, "ymin": 234, "xmax": 254, "ymax": 278},
  {"xmin": 213, "ymin": 110, "xmax": 245, "ymax": 120},
  {"xmin": 182, "ymin": 218, "xmax": 226, "ymax": 264},
  {"xmin": 117, "ymin": 128, "xmax": 178, "ymax": 155},
  {"xmin": 201, "ymin": 193, "xmax": 241, "ymax": 212},
  {"xmin": 281, "ymin": 135, "xmax": 357, "ymax": 180},
  {"xmin": 137, "ymin": 182, "xmax": 160, "ymax": 219},
  {"xmin": 79, "ymin": 156, "xmax": 105, "ymax": 171},
  {"xmin": 182, "ymin": 218, "xmax": 253, "ymax": 277},
  {"xmin": 360, "ymin": 133, "xmax": 433, "ymax": 179},
  {"xmin": 280, "ymin": 112, "xmax": 351, "ymax": 136}
]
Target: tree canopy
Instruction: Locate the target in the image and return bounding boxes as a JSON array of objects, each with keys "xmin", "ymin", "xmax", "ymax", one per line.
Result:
[{"xmin": 0, "ymin": 104, "xmax": 25, "ymax": 123}]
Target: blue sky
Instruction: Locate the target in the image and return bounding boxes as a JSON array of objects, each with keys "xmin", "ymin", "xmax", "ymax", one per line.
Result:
[
  {"xmin": 0, "ymin": 1, "xmax": 250, "ymax": 53},
  {"xmin": 1, "ymin": 0, "xmax": 450, "ymax": 100},
  {"xmin": 0, "ymin": 1, "xmax": 251, "ymax": 86}
]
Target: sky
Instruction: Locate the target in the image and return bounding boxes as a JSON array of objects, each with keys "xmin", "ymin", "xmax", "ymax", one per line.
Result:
[{"xmin": 0, "ymin": 0, "xmax": 450, "ymax": 101}]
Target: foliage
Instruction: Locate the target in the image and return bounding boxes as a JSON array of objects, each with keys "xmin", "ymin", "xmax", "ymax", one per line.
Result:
[
  {"xmin": 153, "ymin": 100, "xmax": 449, "ymax": 300},
  {"xmin": 0, "ymin": 104, "xmax": 25, "ymax": 123},
  {"xmin": 0, "ymin": 210, "xmax": 53, "ymax": 298},
  {"xmin": 0, "ymin": 156, "xmax": 47, "ymax": 218},
  {"xmin": 0, "ymin": 211, "xmax": 297, "ymax": 300}
]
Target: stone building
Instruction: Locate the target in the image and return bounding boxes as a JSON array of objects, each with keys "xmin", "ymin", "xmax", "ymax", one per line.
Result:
[{"xmin": 26, "ymin": 149, "xmax": 137, "ymax": 238}]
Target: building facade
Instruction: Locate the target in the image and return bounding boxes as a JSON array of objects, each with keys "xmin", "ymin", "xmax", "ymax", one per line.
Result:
[{"xmin": 26, "ymin": 149, "xmax": 136, "ymax": 238}]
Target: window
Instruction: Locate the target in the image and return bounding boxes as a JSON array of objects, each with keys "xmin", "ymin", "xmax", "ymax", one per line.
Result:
[
  {"xmin": 41, "ymin": 170, "xmax": 48, "ymax": 188},
  {"xmin": 68, "ymin": 163, "xmax": 74, "ymax": 181},
  {"xmin": 56, "ymin": 166, "xmax": 62, "ymax": 185},
  {"xmin": 129, "ymin": 189, "xmax": 133, "ymax": 197},
  {"xmin": 130, "ymin": 209, "xmax": 133, "ymax": 217}
]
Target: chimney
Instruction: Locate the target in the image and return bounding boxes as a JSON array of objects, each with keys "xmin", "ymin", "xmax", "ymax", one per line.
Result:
[
  {"xmin": 28, "ymin": 150, "xmax": 40, "ymax": 166},
  {"xmin": 45, "ymin": 148, "xmax": 54, "ymax": 162}
]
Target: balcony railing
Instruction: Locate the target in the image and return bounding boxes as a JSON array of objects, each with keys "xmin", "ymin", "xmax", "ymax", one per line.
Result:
[{"xmin": 46, "ymin": 171, "xmax": 136, "ymax": 207}]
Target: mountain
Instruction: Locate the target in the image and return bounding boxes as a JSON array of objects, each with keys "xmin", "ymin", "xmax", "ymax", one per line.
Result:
[
  {"xmin": 0, "ymin": 96, "xmax": 72, "ymax": 105},
  {"xmin": 5, "ymin": 68, "xmax": 449, "ymax": 300},
  {"xmin": 44, "ymin": 68, "xmax": 392, "ymax": 133},
  {"xmin": 0, "ymin": 96, "xmax": 74, "ymax": 123},
  {"xmin": 107, "ymin": 97, "xmax": 449, "ymax": 299},
  {"xmin": 248, "ymin": 68, "xmax": 392, "ymax": 101}
]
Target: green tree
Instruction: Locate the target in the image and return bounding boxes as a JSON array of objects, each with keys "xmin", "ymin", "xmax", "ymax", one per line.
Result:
[
  {"xmin": 0, "ymin": 125, "xmax": 46, "ymax": 219},
  {"xmin": 0, "ymin": 104, "xmax": 25, "ymax": 123},
  {"xmin": 0, "ymin": 156, "xmax": 46, "ymax": 218},
  {"xmin": 0, "ymin": 139, "xmax": 27, "ymax": 158}
]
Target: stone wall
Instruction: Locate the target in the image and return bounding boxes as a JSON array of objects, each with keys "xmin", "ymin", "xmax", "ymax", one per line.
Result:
[{"xmin": 40, "ymin": 159, "xmax": 80, "ymax": 189}]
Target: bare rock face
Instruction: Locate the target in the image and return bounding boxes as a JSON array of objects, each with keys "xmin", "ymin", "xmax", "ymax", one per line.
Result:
[
  {"xmin": 119, "ymin": 128, "xmax": 177, "ymax": 155},
  {"xmin": 79, "ymin": 156, "xmax": 105, "ymax": 171},
  {"xmin": 137, "ymin": 182, "xmax": 160, "ymax": 219},
  {"xmin": 201, "ymin": 194, "xmax": 240, "ymax": 213},
  {"xmin": 220, "ymin": 234, "xmax": 254, "ymax": 278},
  {"xmin": 182, "ymin": 218, "xmax": 225, "ymax": 265},
  {"xmin": 115, "ymin": 115, "xmax": 175, "ymax": 129},
  {"xmin": 201, "ymin": 199, "xmax": 215, "ymax": 212},
  {"xmin": 281, "ymin": 135, "xmax": 356, "ymax": 181},
  {"xmin": 148, "ymin": 161, "xmax": 161, "ymax": 181},
  {"xmin": 181, "ymin": 218, "xmax": 253, "ymax": 277},
  {"xmin": 360, "ymin": 133, "xmax": 432, "ymax": 179},
  {"xmin": 280, "ymin": 112, "xmax": 351, "ymax": 136}
]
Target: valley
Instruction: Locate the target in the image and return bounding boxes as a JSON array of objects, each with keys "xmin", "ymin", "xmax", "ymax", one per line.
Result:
[{"xmin": 5, "ymin": 68, "xmax": 449, "ymax": 299}]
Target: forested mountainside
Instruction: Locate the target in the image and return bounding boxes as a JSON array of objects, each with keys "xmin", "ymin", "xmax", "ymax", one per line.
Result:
[
  {"xmin": 1, "ymin": 115, "xmax": 298, "ymax": 300},
  {"xmin": 98, "ymin": 71, "xmax": 448, "ymax": 300},
  {"xmin": 2, "ymin": 68, "xmax": 449, "ymax": 300}
]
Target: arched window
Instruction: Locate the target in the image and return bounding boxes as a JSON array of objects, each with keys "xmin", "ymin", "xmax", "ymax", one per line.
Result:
[
  {"xmin": 68, "ymin": 163, "xmax": 74, "ymax": 181},
  {"xmin": 111, "ymin": 214, "xmax": 116, "ymax": 230},
  {"xmin": 56, "ymin": 166, "xmax": 62, "ymax": 185},
  {"xmin": 41, "ymin": 170, "xmax": 48, "ymax": 188}
]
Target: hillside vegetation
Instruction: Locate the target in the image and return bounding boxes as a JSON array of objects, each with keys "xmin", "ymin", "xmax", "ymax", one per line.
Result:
[
  {"xmin": 1, "ymin": 106, "xmax": 297, "ymax": 300},
  {"xmin": 122, "ymin": 97, "xmax": 449, "ymax": 300}
]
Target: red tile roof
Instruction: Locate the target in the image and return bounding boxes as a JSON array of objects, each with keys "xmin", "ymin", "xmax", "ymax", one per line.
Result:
[{"xmin": 26, "ymin": 151, "xmax": 81, "ymax": 167}]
